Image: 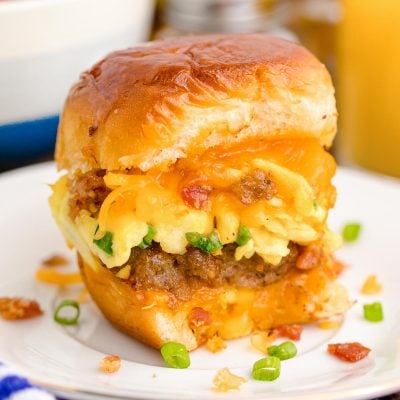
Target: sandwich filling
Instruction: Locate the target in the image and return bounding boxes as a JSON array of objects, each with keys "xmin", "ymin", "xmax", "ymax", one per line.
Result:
[{"xmin": 50, "ymin": 138, "xmax": 341, "ymax": 299}]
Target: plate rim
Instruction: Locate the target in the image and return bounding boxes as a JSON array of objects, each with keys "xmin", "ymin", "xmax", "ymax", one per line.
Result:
[{"xmin": 1, "ymin": 161, "xmax": 400, "ymax": 400}]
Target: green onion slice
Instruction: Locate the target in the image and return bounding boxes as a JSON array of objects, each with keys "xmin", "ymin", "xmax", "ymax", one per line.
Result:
[
  {"xmin": 267, "ymin": 341, "xmax": 297, "ymax": 360},
  {"xmin": 363, "ymin": 302, "xmax": 384, "ymax": 322},
  {"xmin": 236, "ymin": 225, "xmax": 251, "ymax": 246},
  {"xmin": 54, "ymin": 299, "xmax": 80, "ymax": 326},
  {"xmin": 93, "ymin": 231, "xmax": 113, "ymax": 255},
  {"xmin": 185, "ymin": 230, "xmax": 222, "ymax": 254},
  {"xmin": 252, "ymin": 357, "xmax": 281, "ymax": 381},
  {"xmin": 342, "ymin": 222, "xmax": 361, "ymax": 242},
  {"xmin": 160, "ymin": 342, "xmax": 191, "ymax": 369},
  {"xmin": 139, "ymin": 224, "xmax": 157, "ymax": 249}
]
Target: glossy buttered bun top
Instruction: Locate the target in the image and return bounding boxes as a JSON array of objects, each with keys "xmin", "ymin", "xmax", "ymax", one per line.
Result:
[{"xmin": 55, "ymin": 34, "xmax": 337, "ymax": 172}]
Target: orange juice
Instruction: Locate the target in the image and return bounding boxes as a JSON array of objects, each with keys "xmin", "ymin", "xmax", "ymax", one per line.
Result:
[{"xmin": 337, "ymin": 0, "xmax": 400, "ymax": 177}]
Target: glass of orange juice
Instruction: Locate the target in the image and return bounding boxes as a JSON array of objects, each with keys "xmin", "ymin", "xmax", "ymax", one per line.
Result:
[{"xmin": 337, "ymin": 0, "xmax": 400, "ymax": 177}]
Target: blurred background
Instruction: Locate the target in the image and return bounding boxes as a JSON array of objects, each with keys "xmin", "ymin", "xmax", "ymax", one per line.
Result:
[{"xmin": 0, "ymin": 0, "xmax": 399, "ymax": 178}]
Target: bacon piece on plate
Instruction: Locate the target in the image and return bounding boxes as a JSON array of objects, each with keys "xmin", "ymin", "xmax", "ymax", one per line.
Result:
[
  {"xmin": 0, "ymin": 297, "xmax": 43, "ymax": 320},
  {"xmin": 328, "ymin": 342, "xmax": 371, "ymax": 362},
  {"xmin": 275, "ymin": 324, "xmax": 303, "ymax": 341},
  {"xmin": 99, "ymin": 355, "xmax": 121, "ymax": 373},
  {"xmin": 42, "ymin": 254, "xmax": 69, "ymax": 267}
]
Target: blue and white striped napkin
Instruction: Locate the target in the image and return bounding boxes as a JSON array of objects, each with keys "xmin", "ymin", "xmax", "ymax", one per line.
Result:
[{"xmin": 0, "ymin": 362, "xmax": 54, "ymax": 400}]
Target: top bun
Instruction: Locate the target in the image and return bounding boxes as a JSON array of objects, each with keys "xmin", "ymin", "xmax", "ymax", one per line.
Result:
[{"xmin": 56, "ymin": 34, "xmax": 337, "ymax": 172}]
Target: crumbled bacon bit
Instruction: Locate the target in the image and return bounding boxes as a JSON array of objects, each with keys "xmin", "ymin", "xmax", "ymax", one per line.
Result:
[
  {"xmin": 189, "ymin": 307, "xmax": 212, "ymax": 327},
  {"xmin": 0, "ymin": 297, "xmax": 43, "ymax": 320},
  {"xmin": 206, "ymin": 335, "xmax": 227, "ymax": 353},
  {"xmin": 212, "ymin": 368, "xmax": 246, "ymax": 392},
  {"xmin": 328, "ymin": 342, "xmax": 371, "ymax": 362},
  {"xmin": 275, "ymin": 324, "xmax": 303, "ymax": 341},
  {"xmin": 99, "ymin": 355, "xmax": 121, "ymax": 373},
  {"xmin": 42, "ymin": 254, "xmax": 69, "ymax": 267},
  {"xmin": 361, "ymin": 275, "xmax": 382, "ymax": 295},
  {"xmin": 250, "ymin": 330, "xmax": 277, "ymax": 353},
  {"xmin": 181, "ymin": 185, "xmax": 211, "ymax": 210},
  {"xmin": 296, "ymin": 243, "xmax": 322, "ymax": 270}
]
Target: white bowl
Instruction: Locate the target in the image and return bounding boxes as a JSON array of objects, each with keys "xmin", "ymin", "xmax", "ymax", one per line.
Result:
[{"xmin": 0, "ymin": 0, "xmax": 155, "ymax": 164}]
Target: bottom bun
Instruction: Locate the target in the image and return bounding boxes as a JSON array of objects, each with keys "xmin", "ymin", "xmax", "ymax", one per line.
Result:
[{"xmin": 79, "ymin": 255, "xmax": 350, "ymax": 351}]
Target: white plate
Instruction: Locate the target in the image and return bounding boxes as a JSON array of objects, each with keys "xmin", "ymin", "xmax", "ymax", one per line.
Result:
[{"xmin": 0, "ymin": 162, "xmax": 399, "ymax": 400}]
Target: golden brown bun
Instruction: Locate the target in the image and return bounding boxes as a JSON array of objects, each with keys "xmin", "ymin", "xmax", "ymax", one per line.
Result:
[
  {"xmin": 56, "ymin": 34, "xmax": 337, "ymax": 173},
  {"xmin": 79, "ymin": 255, "xmax": 349, "ymax": 351}
]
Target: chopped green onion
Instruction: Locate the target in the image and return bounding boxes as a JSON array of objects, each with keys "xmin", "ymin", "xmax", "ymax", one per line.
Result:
[
  {"xmin": 267, "ymin": 341, "xmax": 297, "ymax": 360},
  {"xmin": 185, "ymin": 230, "xmax": 222, "ymax": 254},
  {"xmin": 363, "ymin": 302, "xmax": 384, "ymax": 322},
  {"xmin": 160, "ymin": 342, "xmax": 190, "ymax": 369},
  {"xmin": 342, "ymin": 222, "xmax": 361, "ymax": 242},
  {"xmin": 185, "ymin": 232, "xmax": 203, "ymax": 245},
  {"xmin": 208, "ymin": 230, "xmax": 222, "ymax": 251},
  {"xmin": 236, "ymin": 225, "xmax": 251, "ymax": 246},
  {"xmin": 54, "ymin": 299, "xmax": 80, "ymax": 326},
  {"xmin": 93, "ymin": 231, "xmax": 113, "ymax": 255},
  {"xmin": 252, "ymin": 357, "xmax": 281, "ymax": 381},
  {"xmin": 139, "ymin": 224, "xmax": 157, "ymax": 249}
]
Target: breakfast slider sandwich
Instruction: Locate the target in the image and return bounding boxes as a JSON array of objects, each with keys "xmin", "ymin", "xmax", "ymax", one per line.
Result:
[{"xmin": 50, "ymin": 34, "xmax": 350, "ymax": 350}]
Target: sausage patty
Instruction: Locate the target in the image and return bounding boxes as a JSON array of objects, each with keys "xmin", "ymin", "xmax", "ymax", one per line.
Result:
[{"xmin": 112, "ymin": 243, "xmax": 300, "ymax": 300}]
